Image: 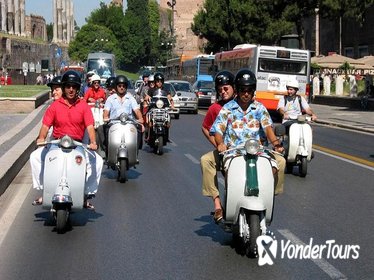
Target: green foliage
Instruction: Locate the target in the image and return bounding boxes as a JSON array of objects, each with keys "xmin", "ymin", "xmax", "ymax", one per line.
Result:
[
  {"xmin": 46, "ymin": 23, "xmax": 53, "ymax": 42},
  {"xmin": 68, "ymin": 24, "xmax": 120, "ymax": 64}
]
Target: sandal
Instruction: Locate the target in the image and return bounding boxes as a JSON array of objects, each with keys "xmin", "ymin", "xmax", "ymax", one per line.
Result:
[
  {"xmin": 32, "ymin": 197, "xmax": 43, "ymax": 206},
  {"xmin": 84, "ymin": 201, "xmax": 95, "ymax": 210}
]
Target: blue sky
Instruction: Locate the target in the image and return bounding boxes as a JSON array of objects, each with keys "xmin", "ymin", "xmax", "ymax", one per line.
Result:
[{"xmin": 25, "ymin": 0, "xmax": 126, "ymax": 27}]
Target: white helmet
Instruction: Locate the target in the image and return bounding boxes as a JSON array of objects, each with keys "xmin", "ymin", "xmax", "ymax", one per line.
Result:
[
  {"xmin": 148, "ymin": 75, "xmax": 154, "ymax": 82},
  {"xmin": 91, "ymin": 74, "xmax": 101, "ymax": 83},
  {"xmin": 286, "ymin": 79, "xmax": 299, "ymax": 90}
]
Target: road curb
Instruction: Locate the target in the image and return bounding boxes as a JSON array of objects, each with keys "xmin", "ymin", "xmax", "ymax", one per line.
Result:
[{"xmin": 315, "ymin": 119, "xmax": 374, "ymax": 134}]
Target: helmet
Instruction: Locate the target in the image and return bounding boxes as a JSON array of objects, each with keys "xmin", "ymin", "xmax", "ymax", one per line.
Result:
[
  {"xmin": 153, "ymin": 72, "xmax": 164, "ymax": 83},
  {"xmin": 286, "ymin": 79, "xmax": 299, "ymax": 90},
  {"xmin": 105, "ymin": 77, "xmax": 116, "ymax": 89},
  {"xmin": 115, "ymin": 75, "xmax": 129, "ymax": 88},
  {"xmin": 47, "ymin": 75, "xmax": 62, "ymax": 88},
  {"xmin": 148, "ymin": 75, "xmax": 154, "ymax": 82},
  {"xmin": 61, "ymin": 70, "xmax": 81, "ymax": 90},
  {"xmin": 214, "ymin": 70, "xmax": 234, "ymax": 93},
  {"xmin": 91, "ymin": 74, "xmax": 101, "ymax": 83},
  {"xmin": 142, "ymin": 70, "xmax": 151, "ymax": 79},
  {"xmin": 234, "ymin": 69, "xmax": 257, "ymax": 91}
]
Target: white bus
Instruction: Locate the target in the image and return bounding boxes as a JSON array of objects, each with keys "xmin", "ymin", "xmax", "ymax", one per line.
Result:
[
  {"xmin": 215, "ymin": 44, "xmax": 311, "ymax": 111},
  {"xmin": 86, "ymin": 52, "xmax": 115, "ymax": 83}
]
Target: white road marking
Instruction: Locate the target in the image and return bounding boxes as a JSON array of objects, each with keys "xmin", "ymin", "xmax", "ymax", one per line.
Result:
[
  {"xmin": 185, "ymin": 153, "xmax": 200, "ymax": 164},
  {"xmin": 278, "ymin": 229, "xmax": 347, "ymax": 280},
  {"xmin": 0, "ymin": 164, "xmax": 33, "ymax": 248},
  {"xmin": 314, "ymin": 149, "xmax": 374, "ymax": 172}
]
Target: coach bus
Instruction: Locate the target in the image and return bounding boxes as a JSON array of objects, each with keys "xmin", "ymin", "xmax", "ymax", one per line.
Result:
[
  {"xmin": 214, "ymin": 44, "xmax": 311, "ymax": 111},
  {"xmin": 165, "ymin": 54, "xmax": 193, "ymax": 80},
  {"xmin": 181, "ymin": 54, "xmax": 215, "ymax": 84},
  {"xmin": 86, "ymin": 52, "xmax": 115, "ymax": 83}
]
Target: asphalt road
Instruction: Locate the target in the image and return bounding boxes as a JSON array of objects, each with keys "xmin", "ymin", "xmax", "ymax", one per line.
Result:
[{"xmin": 0, "ymin": 113, "xmax": 373, "ymax": 280}]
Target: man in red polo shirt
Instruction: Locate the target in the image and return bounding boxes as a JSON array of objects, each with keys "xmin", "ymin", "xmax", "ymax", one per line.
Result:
[
  {"xmin": 83, "ymin": 74, "xmax": 106, "ymax": 104},
  {"xmin": 31, "ymin": 70, "xmax": 103, "ymax": 209},
  {"xmin": 200, "ymin": 70, "xmax": 235, "ymax": 223}
]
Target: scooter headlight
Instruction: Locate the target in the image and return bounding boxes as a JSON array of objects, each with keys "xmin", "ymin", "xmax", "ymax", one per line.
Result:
[
  {"xmin": 244, "ymin": 139, "xmax": 260, "ymax": 155},
  {"xmin": 60, "ymin": 135, "xmax": 73, "ymax": 148},
  {"xmin": 156, "ymin": 99, "xmax": 164, "ymax": 109},
  {"xmin": 119, "ymin": 113, "xmax": 129, "ymax": 122}
]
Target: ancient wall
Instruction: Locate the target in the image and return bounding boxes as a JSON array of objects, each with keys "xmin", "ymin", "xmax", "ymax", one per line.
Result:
[
  {"xmin": 159, "ymin": 0, "xmax": 205, "ymax": 57},
  {"xmin": 25, "ymin": 15, "xmax": 47, "ymax": 41}
]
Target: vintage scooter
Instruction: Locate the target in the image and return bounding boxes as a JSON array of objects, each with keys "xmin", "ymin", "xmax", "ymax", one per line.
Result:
[
  {"xmin": 40, "ymin": 135, "xmax": 92, "ymax": 233},
  {"xmin": 218, "ymin": 137, "xmax": 282, "ymax": 257},
  {"xmin": 146, "ymin": 93, "xmax": 171, "ymax": 155},
  {"xmin": 106, "ymin": 113, "xmax": 141, "ymax": 183},
  {"xmin": 282, "ymin": 115, "xmax": 313, "ymax": 177}
]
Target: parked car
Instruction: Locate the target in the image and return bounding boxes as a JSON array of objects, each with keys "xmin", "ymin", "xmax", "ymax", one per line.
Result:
[
  {"xmin": 167, "ymin": 80, "xmax": 198, "ymax": 114},
  {"xmin": 163, "ymin": 82, "xmax": 180, "ymax": 119},
  {"xmin": 192, "ymin": 80, "xmax": 216, "ymax": 108}
]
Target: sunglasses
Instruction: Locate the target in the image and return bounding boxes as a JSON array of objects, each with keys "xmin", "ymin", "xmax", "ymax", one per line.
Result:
[
  {"xmin": 117, "ymin": 84, "xmax": 127, "ymax": 88},
  {"xmin": 219, "ymin": 86, "xmax": 230, "ymax": 92},
  {"xmin": 65, "ymin": 84, "xmax": 78, "ymax": 89},
  {"xmin": 93, "ymin": 81, "xmax": 100, "ymax": 85},
  {"xmin": 238, "ymin": 87, "xmax": 255, "ymax": 94}
]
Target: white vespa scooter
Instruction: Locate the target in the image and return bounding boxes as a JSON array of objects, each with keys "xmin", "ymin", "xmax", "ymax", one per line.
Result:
[
  {"xmin": 40, "ymin": 135, "xmax": 92, "ymax": 233},
  {"xmin": 106, "ymin": 113, "xmax": 141, "ymax": 183},
  {"xmin": 219, "ymin": 136, "xmax": 283, "ymax": 257},
  {"xmin": 283, "ymin": 115, "xmax": 313, "ymax": 177},
  {"xmin": 89, "ymin": 100, "xmax": 104, "ymax": 129}
]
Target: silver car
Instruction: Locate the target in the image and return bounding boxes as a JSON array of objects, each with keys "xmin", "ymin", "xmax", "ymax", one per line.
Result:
[{"xmin": 167, "ymin": 80, "xmax": 198, "ymax": 114}]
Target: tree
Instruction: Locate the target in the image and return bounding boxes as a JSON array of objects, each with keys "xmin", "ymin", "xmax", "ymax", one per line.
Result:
[
  {"xmin": 68, "ymin": 24, "xmax": 120, "ymax": 63},
  {"xmin": 191, "ymin": 0, "xmax": 294, "ymax": 53}
]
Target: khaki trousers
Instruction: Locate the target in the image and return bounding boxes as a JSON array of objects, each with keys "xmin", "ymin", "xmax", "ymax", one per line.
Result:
[{"xmin": 201, "ymin": 150, "xmax": 221, "ymax": 198}]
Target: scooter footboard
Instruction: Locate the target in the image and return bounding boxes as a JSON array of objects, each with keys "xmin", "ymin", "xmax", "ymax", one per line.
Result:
[
  {"xmin": 42, "ymin": 147, "xmax": 86, "ymax": 210},
  {"xmin": 225, "ymin": 155, "xmax": 274, "ymax": 223}
]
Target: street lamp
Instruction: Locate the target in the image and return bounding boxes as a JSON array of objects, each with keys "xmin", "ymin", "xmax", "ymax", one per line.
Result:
[
  {"xmin": 161, "ymin": 42, "xmax": 173, "ymax": 62},
  {"xmin": 167, "ymin": 0, "xmax": 176, "ymax": 37}
]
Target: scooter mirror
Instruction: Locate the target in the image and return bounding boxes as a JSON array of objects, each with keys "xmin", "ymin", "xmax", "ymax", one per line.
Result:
[{"xmin": 274, "ymin": 125, "xmax": 286, "ymax": 136}]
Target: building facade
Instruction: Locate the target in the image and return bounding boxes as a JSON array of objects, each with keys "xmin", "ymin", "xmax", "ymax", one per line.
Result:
[{"xmin": 159, "ymin": 0, "xmax": 204, "ymax": 57}]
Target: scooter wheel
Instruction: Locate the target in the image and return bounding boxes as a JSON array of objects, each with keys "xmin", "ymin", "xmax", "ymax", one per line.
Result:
[
  {"xmin": 56, "ymin": 209, "xmax": 68, "ymax": 234},
  {"xmin": 299, "ymin": 157, "xmax": 307, "ymax": 177}
]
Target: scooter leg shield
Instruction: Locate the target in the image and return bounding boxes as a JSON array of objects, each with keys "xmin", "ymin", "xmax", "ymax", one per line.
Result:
[{"xmin": 225, "ymin": 155, "xmax": 274, "ymax": 224}]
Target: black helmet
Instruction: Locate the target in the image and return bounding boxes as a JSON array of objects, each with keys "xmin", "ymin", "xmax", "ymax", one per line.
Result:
[
  {"xmin": 47, "ymin": 75, "xmax": 62, "ymax": 88},
  {"xmin": 115, "ymin": 75, "xmax": 129, "ymax": 88},
  {"xmin": 214, "ymin": 70, "xmax": 234, "ymax": 93},
  {"xmin": 142, "ymin": 70, "xmax": 151, "ymax": 79},
  {"xmin": 105, "ymin": 76, "xmax": 116, "ymax": 89},
  {"xmin": 61, "ymin": 70, "xmax": 81, "ymax": 90},
  {"xmin": 153, "ymin": 72, "xmax": 164, "ymax": 83},
  {"xmin": 234, "ymin": 69, "xmax": 256, "ymax": 92}
]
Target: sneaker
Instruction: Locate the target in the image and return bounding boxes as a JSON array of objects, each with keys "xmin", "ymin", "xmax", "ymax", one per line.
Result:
[{"xmin": 213, "ymin": 209, "xmax": 223, "ymax": 223}]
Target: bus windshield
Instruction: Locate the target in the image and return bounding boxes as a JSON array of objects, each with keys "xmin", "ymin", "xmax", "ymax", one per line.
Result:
[
  {"xmin": 199, "ymin": 58, "xmax": 214, "ymax": 75},
  {"xmin": 258, "ymin": 58, "xmax": 307, "ymax": 75},
  {"xmin": 87, "ymin": 58, "xmax": 113, "ymax": 78}
]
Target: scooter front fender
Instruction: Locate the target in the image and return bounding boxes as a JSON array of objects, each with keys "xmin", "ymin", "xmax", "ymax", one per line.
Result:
[{"xmin": 118, "ymin": 146, "xmax": 128, "ymax": 159}]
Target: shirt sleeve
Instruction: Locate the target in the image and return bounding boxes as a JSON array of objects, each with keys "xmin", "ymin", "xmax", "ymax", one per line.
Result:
[
  {"xmin": 277, "ymin": 97, "xmax": 285, "ymax": 110},
  {"xmin": 210, "ymin": 107, "xmax": 227, "ymax": 136},
  {"xmin": 42, "ymin": 103, "xmax": 56, "ymax": 127},
  {"xmin": 259, "ymin": 104, "xmax": 273, "ymax": 129},
  {"xmin": 300, "ymin": 96, "xmax": 310, "ymax": 110},
  {"xmin": 130, "ymin": 96, "xmax": 140, "ymax": 111},
  {"xmin": 104, "ymin": 95, "xmax": 113, "ymax": 112}
]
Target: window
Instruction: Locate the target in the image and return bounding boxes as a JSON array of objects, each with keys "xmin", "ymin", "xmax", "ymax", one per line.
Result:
[
  {"xmin": 344, "ymin": 47, "xmax": 354, "ymax": 58},
  {"xmin": 358, "ymin": 46, "xmax": 369, "ymax": 58}
]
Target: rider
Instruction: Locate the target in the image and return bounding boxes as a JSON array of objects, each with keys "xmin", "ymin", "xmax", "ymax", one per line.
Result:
[
  {"xmin": 30, "ymin": 70, "xmax": 103, "ymax": 209},
  {"xmin": 104, "ymin": 76, "xmax": 116, "ymax": 97},
  {"xmin": 140, "ymin": 74, "xmax": 155, "ymax": 118},
  {"xmin": 101, "ymin": 75, "xmax": 144, "ymax": 154},
  {"xmin": 144, "ymin": 72, "xmax": 174, "ymax": 142},
  {"xmin": 84, "ymin": 74, "xmax": 106, "ymax": 104},
  {"xmin": 277, "ymin": 79, "xmax": 317, "ymax": 133},
  {"xmin": 200, "ymin": 70, "xmax": 236, "ymax": 223},
  {"xmin": 212, "ymin": 69, "xmax": 286, "ymax": 196}
]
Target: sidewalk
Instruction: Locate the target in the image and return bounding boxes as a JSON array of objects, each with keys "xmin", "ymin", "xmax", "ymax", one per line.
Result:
[
  {"xmin": 0, "ymin": 102, "xmax": 373, "ymax": 196},
  {"xmin": 312, "ymin": 104, "xmax": 374, "ymax": 133}
]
